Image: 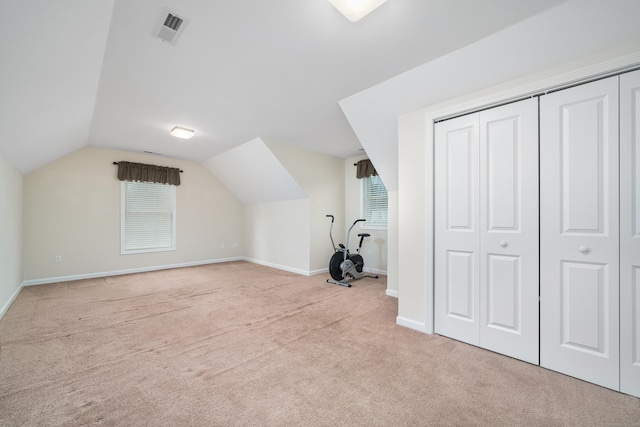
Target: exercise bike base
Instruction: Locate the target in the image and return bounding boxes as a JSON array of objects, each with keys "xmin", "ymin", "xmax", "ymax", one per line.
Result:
[
  {"xmin": 326, "ymin": 274, "xmax": 379, "ymax": 288},
  {"xmin": 326, "ymin": 279, "xmax": 351, "ymax": 287}
]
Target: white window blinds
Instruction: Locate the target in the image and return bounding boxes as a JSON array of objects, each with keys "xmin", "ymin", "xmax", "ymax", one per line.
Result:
[
  {"xmin": 362, "ymin": 174, "xmax": 388, "ymax": 227},
  {"xmin": 121, "ymin": 181, "xmax": 176, "ymax": 254}
]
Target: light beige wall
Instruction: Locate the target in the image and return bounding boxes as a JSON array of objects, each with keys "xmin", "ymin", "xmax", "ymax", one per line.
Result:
[
  {"xmin": 397, "ymin": 111, "xmax": 430, "ymax": 331},
  {"xmin": 243, "ymin": 199, "xmax": 311, "ymax": 274},
  {"xmin": 345, "ymin": 155, "xmax": 388, "ymax": 275},
  {"xmin": 0, "ymin": 154, "xmax": 23, "ymax": 317},
  {"xmin": 265, "ymin": 141, "xmax": 344, "ymax": 273},
  {"xmin": 23, "ymin": 146, "xmax": 243, "ymax": 282}
]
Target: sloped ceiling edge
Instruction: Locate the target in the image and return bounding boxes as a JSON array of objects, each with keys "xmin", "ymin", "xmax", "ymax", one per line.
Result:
[
  {"xmin": 202, "ymin": 138, "xmax": 307, "ymax": 205},
  {"xmin": 339, "ymin": 0, "xmax": 640, "ymax": 192}
]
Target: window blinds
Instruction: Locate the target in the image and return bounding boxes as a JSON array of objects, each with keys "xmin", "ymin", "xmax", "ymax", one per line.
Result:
[
  {"xmin": 122, "ymin": 181, "xmax": 175, "ymax": 253},
  {"xmin": 363, "ymin": 175, "xmax": 388, "ymax": 226}
]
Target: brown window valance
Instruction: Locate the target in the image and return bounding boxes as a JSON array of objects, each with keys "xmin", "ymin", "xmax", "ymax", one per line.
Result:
[
  {"xmin": 115, "ymin": 161, "xmax": 181, "ymax": 186},
  {"xmin": 355, "ymin": 159, "xmax": 378, "ymax": 179}
]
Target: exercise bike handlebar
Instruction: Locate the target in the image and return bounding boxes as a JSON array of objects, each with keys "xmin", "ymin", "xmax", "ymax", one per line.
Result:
[
  {"xmin": 326, "ymin": 215, "xmax": 336, "ymax": 251},
  {"xmin": 348, "ymin": 219, "xmax": 366, "ymax": 236},
  {"xmin": 350, "ymin": 218, "xmax": 366, "ymax": 227},
  {"xmin": 326, "ymin": 216, "xmax": 367, "ymax": 254}
]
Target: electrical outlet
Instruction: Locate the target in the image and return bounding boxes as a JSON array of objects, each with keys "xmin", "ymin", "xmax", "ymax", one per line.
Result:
[
  {"xmin": 220, "ymin": 243, "xmax": 225, "ymax": 249},
  {"xmin": 54, "ymin": 255, "xmax": 62, "ymax": 263},
  {"xmin": 232, "ymin": 242, "xmax": 239, "ymax": 248}
]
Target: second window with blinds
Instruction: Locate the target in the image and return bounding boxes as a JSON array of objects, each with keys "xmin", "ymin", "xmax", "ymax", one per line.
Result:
[
  {"xmin": 361, "ymin": 174, "xmax": 388, "ymax": 229},
  {"xmin": 121, "ymin": 181, "xmax": 176, "ymax": 254}
]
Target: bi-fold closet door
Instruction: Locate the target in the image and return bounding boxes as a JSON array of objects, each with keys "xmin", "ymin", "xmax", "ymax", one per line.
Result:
[
  {"xmin": 540, "ymin": 71, "xmax": 640, "ymax": 396},
  {"xmin": 434, "ymin": 98, "xmax": 539, "ymax": 364},
  {"xmin": 433, "ymin": 70, "xmax": 640, "ymax": 397},
  {"xmin": 539, "ymin": 76, "xmax": 620, "ymax": 390}
]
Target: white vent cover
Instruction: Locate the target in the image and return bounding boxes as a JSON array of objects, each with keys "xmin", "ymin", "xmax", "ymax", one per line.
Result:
[{"xmin": 154, "ymin": 9, "xmax": 188, "ymax": 45}]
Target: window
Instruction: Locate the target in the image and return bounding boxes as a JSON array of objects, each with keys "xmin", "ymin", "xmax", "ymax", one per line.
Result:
[
  {"xmin": 361, "ymin": 174, "xmax": 388, "ymax": 228},
  {"xmin": 121, "ymin": 181, "xmax": 176, "ymax": 254}
]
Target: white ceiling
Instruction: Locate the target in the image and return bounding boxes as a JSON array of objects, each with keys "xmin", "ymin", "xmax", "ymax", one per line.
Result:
[{"xmin": 1, "ymin": 0, "xmax": 568, "ymax": 175}]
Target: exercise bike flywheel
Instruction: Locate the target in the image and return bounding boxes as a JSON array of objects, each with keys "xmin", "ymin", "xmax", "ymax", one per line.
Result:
[{"xmin": 329, "ymin": 252, "xmax": 344, "ymax": 281}]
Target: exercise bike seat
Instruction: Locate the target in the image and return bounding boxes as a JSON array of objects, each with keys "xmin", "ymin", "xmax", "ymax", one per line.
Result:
[{"xmin": 357, "ymin": 233, "xmax": 370, "ymax": 238}]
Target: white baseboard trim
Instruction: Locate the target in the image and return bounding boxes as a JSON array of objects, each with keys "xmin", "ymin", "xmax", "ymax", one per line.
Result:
[
  {"xmin": 0, "ymin": 283, "xmax": 24, "ymax": 320},
  {"xmin": 19, "ymin": 257, "xmax": 364, "ymax": 288},
  {"xmin": 242, "ymin": 257, "xmax": 314, "ymax": 276},
  {"xmin": 386, "ymin": 289, "xmax": 398, "ymax": 298},
  {"xmin": 22, "ymin": 257, "xmax": 243, "ymax": 287},
  {"xmin": 241, "ymin": 260, "xmax": 382, "ymax": 278},
  {"xmin": 396, "ymin": 316, "xmax": 429, "ymax": 333},
  {"xmin": 364, "ymin": 267, "xmax": 387, "ymax": 276},
  {"xmin": 309, "ymin": 268, "xmax": 329, "ymax": 276}
]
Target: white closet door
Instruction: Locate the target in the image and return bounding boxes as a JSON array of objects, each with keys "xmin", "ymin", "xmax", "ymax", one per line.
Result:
[
  {"xmin": 435, "ymin": 113, "xmax": 480, "ymax": 346},
  {"xmin": 620, "ymin": 69, "xmax": 640, "ymax": 398},
  {"xmin": 435, "ymin": 99, "xmax": 539, "ymax": 365},
  {"xmin": 479, "ymin": 99, "xmax": 539, "ymax": 364},
  {"xmin": 540, "ymin": 77, "xmax": 620, "ymax": 390}
]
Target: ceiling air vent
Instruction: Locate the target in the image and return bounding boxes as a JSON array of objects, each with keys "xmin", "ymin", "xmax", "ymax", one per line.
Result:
[{"xmin": 154, "ymin": 9, "xmax": 188, "ymax": 45}]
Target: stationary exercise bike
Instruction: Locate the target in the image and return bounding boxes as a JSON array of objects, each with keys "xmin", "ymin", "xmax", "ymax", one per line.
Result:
[{"xmin": 325, "ymin": 215, "xmax": 379, "ymax": 287}]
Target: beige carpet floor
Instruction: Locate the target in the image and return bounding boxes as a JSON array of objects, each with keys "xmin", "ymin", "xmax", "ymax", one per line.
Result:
[{"xmin": 1, "ymin": 261, "xmax": 639, "ymax": 426}]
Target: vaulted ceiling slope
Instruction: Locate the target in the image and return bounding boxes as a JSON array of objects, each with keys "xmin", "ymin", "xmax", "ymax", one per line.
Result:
[
  {"xmin": 341, "ymin": 0, "xmax": 640, "ymax": 191},
  {"xmin": 1, "ymin": 0, "xmax": 566, "ymax": 175},
  {"xmin": 0, "ymin": 0, "xmax": 114, "ymax": 175}
]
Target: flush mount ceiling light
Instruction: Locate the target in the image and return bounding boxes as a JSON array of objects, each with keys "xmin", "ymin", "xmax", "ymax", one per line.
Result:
[
  {"xmin": 328, "ymin": 0, "xmax": 387, "ymax": 22},
  {"xmin": 170, "ymin": 126, "xmax": 195, "ymax": 139}
]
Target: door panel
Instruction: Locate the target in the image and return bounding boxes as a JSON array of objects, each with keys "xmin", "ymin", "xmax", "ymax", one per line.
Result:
[
  {"xmin": 479, "ymin": 99, "xmax": 539, "ymax": 364},
  {"xmin": 540, "ymin": 76, "xmax": 619, "ymax": 390},
  {"xmin": 560, "ymin": 97, "xmax": 611, "ymax": 235},
  {"xmin": 560, "ymin": 261, "xmax": 609, "ymax": 355},
  {"xmin": 561, "ymin": 98, "xmax": 608, "ymax": 234},
  {"xmin": 446, "ymin": 250, "xmax": 475, "ymax": 321},
  {"xmin": 621, "ymin": 69, "xmax": 640, "ymax": 397},
  {"xmin": 435, "ymin": 113, "xmax": 480, "ymax": 346},
  {"xmin": 446, "ymin": 133, "xmax": 474, "ymax": 230},
  {"xmin": 485, "ymin": 118, "xmax": 519, "ymax": 231},
  {"xmin": 486, "ymin": 254, "xmax": 520, "ymax": 331}
]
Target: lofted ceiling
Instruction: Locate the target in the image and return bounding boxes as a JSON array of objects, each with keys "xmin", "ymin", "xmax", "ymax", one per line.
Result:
[
  {"xmin": 1, "ymin": 0, "xmax": 568, "ymax": 175},
  {"xmin": 344, "ymin": 0, "xmax": 640, "ymax": 191}
]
